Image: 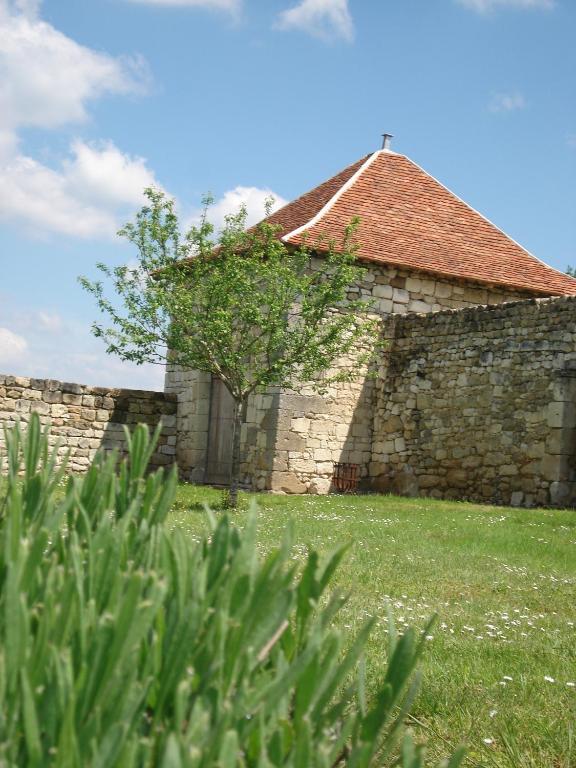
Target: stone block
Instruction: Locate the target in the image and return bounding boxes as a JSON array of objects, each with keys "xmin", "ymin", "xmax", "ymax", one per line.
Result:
[
  {"xmin": 308, "ymin": 477, "xmax": 332, "ymax": 494},
  {"xmin": 405, "ymin": 277, "xmax": 422, "ymax": 293},
  {"xmin": 373, "ymin": 283, "xmax": 393, "ymax": 299},
  {"xmin": 547, "ymin": 402, "xmax": 563, "ymax": 429},
  {"xmin": 269, "ymin": 472, "xmax": 307, "ymax": 494},
  {"xmin": 62, "ymin": 382, "xmax": 83, "ymax": 395},
  {"xmin": 392, "ymin": 288, "xmax": 409, "ymax": 304},
  {"xmin": 292, "ymin": 417, "xmax": 310, "ymax": 434},
  {"xmin": 445, "ymin": 469, "xmax": 468, "ymax": 488},
  {"xmin": 549, "ymin": 481, "xmax": 575, "ymax": 507},
  {"xmin": 30, "ymin": 401, "xmax": 51, "ymax": 416},
  {"xmin": 276, "ymin": 432, "xmax": 306, "ymax": 452},
  {"xmin": 62, "ymin": 393, "xmax": 82, "ymax": 405},
  {"xmin": 43, "ymin": 390, "xmax": 62, "ymax": 404},
  {"xmin": 376, "ymin": 298, "xmax": 394, "ymax": 314},
  {"xmin": 510, "ymin": 491, "xmax": 524, "ymax": 507},
  {"xmin": 291, "ymin": 458, "xmax": 316, "ymax": 474},
  {"xmin": 394, "ymin": 436, "xmax": 406, "ymax": 452},
  {"xmin": 435, "ymin": 283, "xmax": 452, "ymax": 299},
  {"xmin": 546, "ymin": 429, "xmax": 566, "ymax": 456},
  {"xmin": 408, "ymin": 300, "xmax": 432, "ymax": 314}
]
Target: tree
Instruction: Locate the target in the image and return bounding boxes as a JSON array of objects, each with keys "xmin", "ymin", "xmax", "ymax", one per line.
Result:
[{"xmin": 80, "ymin": 188, "xmax": 378, "ymax": 506}]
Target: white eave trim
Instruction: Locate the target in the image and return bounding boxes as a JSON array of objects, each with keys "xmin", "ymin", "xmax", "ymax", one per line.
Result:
[{"xmin": 281, "ymin": 149, "xmax": 389, "ymax": 243}]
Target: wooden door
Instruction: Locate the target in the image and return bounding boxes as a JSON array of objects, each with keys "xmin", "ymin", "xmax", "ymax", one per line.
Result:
[{"xmin": 205, "ymin": 377, "xmax": 235, "ymax": 485}]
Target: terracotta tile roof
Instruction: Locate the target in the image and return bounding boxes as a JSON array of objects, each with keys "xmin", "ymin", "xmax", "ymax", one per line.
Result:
[{"xmin": 264, "ymin": 150, "xmax": 576, "ymax": 296}]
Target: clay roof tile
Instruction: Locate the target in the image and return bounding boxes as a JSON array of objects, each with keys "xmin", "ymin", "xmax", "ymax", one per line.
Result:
[{"xmin": 262, "ymin": 150, "xmax": 576, "ymax": 296}]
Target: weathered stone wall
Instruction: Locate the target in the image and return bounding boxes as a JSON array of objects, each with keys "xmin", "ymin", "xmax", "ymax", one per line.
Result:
[
  {"xmin": 266, "ymin": 260, "xmax": 532, "ymax": 494},
  {"xmin": 164, "ymin": 365, "xmax": 279, "ymax": 489},
  {"xmin": 164, "ymin": 259, "xmax": 535, "ymax": 494},
  {"xmin": 0, "ymin": 375, "xmax": 177, "ymax": 472},
  {"xmin": 164, "ymin": 366, "xmax": 211, "ymax": 482},
  {"xmin": 370, "ymin": 296, "xmax": 576, "ymax": 508}
]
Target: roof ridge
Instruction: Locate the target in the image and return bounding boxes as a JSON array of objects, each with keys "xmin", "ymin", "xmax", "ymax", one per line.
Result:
[
  {"xmin": 280, "ymin": 150, "xmax": 383, "ymax": 244},
  {"xmin": 400, "ymin": 155, "xmax": 570, "ymax": 282}
]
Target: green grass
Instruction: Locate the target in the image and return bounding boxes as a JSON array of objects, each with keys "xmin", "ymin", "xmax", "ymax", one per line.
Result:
[{"xmin": 169, "ymin": 486, "xmax": 576, "ymax": 768}]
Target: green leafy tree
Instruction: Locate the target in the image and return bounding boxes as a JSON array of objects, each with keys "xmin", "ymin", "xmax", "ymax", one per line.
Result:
[{"xmin": 80, "ymin": 189, "xmax": 378, "ymax": 505}]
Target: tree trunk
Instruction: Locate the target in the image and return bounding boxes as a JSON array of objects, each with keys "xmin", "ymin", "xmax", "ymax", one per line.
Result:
[{"xmin": 228, "ymin": 398, "xmax": 244, "ymax": 508}]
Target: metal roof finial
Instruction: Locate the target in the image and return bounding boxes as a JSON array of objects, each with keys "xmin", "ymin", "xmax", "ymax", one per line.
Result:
[{"xmin": 381, "ymin": 133, "xmax": 394, "ymax": 151}]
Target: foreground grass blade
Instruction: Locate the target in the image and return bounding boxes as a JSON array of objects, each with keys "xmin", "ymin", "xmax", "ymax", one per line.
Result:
[{"xmin": 0, "ymin": 414, "xmax": 464, "ymax": 767}]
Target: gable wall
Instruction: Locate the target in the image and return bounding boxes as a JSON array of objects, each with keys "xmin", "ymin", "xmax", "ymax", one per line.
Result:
[{"xmin": 370, "ymin": 296, "xmax": 576, "ymax": 507}]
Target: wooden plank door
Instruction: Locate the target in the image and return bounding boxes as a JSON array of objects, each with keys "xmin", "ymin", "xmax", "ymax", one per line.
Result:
[{"xmin": 205, "ymin": 377, "xmax": 235, "ymax": 485}]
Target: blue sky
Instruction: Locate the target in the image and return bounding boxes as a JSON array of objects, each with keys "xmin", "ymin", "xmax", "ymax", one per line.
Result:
[{"xmin": 0, "ymin": 0, "xmax": 574, "ymax": 389}]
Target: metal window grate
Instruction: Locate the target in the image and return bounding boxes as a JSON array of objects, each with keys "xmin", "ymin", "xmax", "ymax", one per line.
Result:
[{"xmin": 332, "ymin": 463, "xmax": 359, "ymax": 494}]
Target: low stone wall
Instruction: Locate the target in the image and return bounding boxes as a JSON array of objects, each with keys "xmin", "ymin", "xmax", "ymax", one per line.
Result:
[
  {"xmin": 0, "ymin": 374, "xmax": 177, "ymax": 472},
  {"xmin": 370, "ymin": 296, "xmax": 576, "ymax": 507}
]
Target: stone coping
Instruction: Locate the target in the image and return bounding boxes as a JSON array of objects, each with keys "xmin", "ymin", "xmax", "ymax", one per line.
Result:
[{"xmin": 0, "ymin": 374, "xmax": 176, "ymax": 401}]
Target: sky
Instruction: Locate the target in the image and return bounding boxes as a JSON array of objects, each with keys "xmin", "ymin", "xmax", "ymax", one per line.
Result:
[{"xmin": 0, "ymin": 0, "xmax": 574, "ymax": 390}]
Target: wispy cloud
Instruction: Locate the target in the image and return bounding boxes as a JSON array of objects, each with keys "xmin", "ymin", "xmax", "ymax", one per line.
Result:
[
  {"xmin": 275, "ymin": 0, "xmax": 354, "ymax": 43},
  {"xmin": 0, "ymin": 327, "xmax": 28, "ymax": 367},
  {"xmin": 567, "ymin": 133, "xmax": 576, "ymax": 149},
  {"xmin": 489, "ymin": 91, "xmax": 526, "ymax": 113},
  {"xmin": 123, "ymin": 0, "xmax": 240, "ymax": 12},
  {"xmin": 456, "ymin": 0, "xmax": 555, "ymax": 13},
  {"xmin": 0, "ymin": 302, "xmax": 165, "ymax": 389}
]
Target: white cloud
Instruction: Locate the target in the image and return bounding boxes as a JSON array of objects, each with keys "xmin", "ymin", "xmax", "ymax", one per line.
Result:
[
  {"xmin": 124, "ymin": 0, "xmax": 240, "ymax": 11},
  {"xmin": 65, "ymin": 140, "xmax": 160, "ymax": 209},
  {"xmin": 567, "ymin": 133, "xmax": 576, "ymax": 149},
  {"xmin": 275, "ymin": 0, "xmax": 354, "ymax": 42},
  {"xmin": 0, "ymin": 327, "xmax": 28, "ymax": 365},
  {"xmin": 456, "ymin": 0, "xmax": 554, "ymax": 13},
  {"xmin": 489, "ymin": 92, "xmax": 526, "ymax": 113},
  {"xmin": 0, "ymin": 0, "xmax": 147, "ymax": 133},
  {"xmin": 0, "ymin": 1, "xmax": 161, "ymax": 238},
  {"xmin": 202, "ymin": 185, "xmax": 288, "ymax": 230},
  {"xmin": 0, "ymin": 140, "xmax": 161, "ymax": 238}
]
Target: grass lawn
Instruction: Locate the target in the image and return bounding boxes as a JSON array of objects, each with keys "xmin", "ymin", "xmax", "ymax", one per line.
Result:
[{"xmin": 169, "ymin": 486, "xmax": 575, "ymax": 767}]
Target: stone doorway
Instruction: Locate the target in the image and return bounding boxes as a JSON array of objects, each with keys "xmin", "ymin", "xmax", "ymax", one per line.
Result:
[{"xmin": 204, "ymin": 376, "xmax": 235, "ymax": 485}]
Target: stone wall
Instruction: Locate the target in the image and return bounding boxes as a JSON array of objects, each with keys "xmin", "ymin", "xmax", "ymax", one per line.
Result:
[
  {"xmin": 166, "ymin": 260, "xmax": 534, "ymax": 493},
  {"xmin": 164, "ymin": 366, "xmax": 211, "ymax": 482},
  {"xmin": 164, "ymin": 364, "xmax": 280, "ymax": 489},
  {"xmin": 370, "ymin": 296, "xmax": 576, "ymax": 507},
  {"xmin": 265, "ymin": 260, "xmax": 533, "ymax": 494},
  {"xmin": 0, "ymin": 374, "xmax": 177, "ymax": 472}
]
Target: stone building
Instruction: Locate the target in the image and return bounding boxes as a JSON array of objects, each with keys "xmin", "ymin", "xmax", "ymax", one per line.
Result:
[{"xmin": 164, "ymin": 142, "xmax": 576, "ymax": 506}]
